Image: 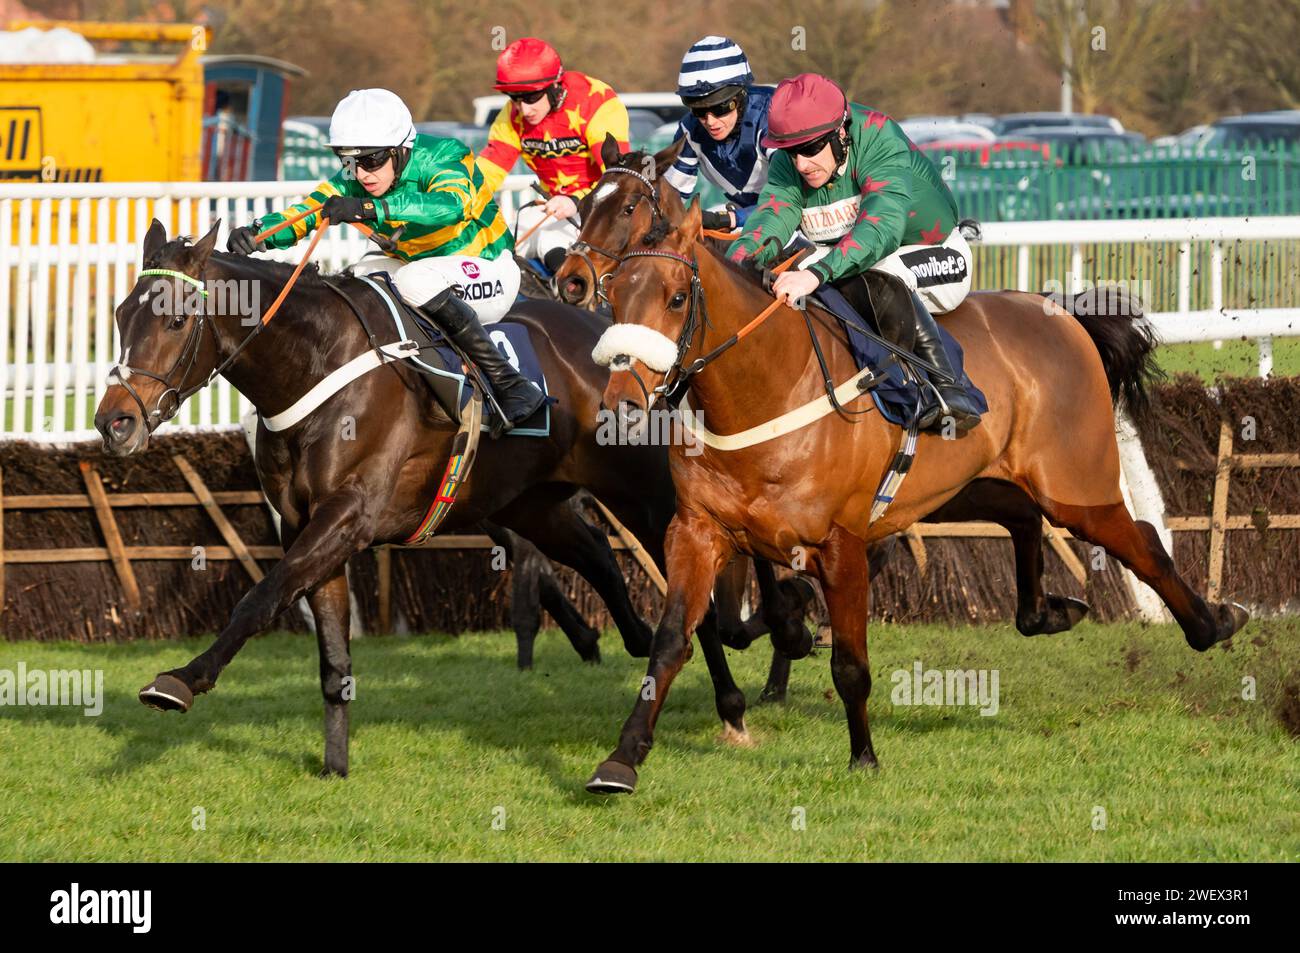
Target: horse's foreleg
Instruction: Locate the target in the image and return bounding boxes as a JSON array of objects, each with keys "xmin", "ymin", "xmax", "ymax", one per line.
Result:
[
  {"xmin": 820, "ymin": 525, "xmax": 878, "ymax": 771},
  {"xmin": 586, "ymin": 514, "xmax": 729, "ymax": 794},
  {"xmin": 309, "ymin": 569, "xmax": 352, "ymax": 777},
  {"xmin": 139, "ymin": 485, "xmax": 377, "ymax": 711},
  {"xmin": 1043, "ymin": 499, "xmax": 1247, "ymax": 651}
]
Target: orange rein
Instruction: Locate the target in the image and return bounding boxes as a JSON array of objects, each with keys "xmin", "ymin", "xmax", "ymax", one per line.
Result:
[
  {"xmin": 251, "ymin": 213, "xmax": 332, "ymax": 326},
  {"xmin": 515, "ymin": 210, "xmax": 556, "ymax": 249},
  {"xmin": 247, "ymin": 211, "xmax": 395, "ymax": 327},
  {"xmin": 712, "ymin": 237, "xmax": 805, "ymax": 346}
]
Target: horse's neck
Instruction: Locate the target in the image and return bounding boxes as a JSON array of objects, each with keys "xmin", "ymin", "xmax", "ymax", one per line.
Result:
[
  {"xmin": 208, "ymin": 262, "xmax": 359, "ymax": 415},
  {"xmin": 686, "ymin": 246, "xmax": 822, "ymax": 433}
]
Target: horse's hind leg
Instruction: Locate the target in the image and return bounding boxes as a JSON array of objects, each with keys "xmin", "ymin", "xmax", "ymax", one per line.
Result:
[
  {"xmin": 1042, "ymin": 498, "xmax": 1247, "ymax": 651},
  {"xmin": 537, "ymin": 569, "xmax": 602, "ymax": 664},
  {"xmin": 932, "ymin": 479, "xmax": 1088, "ymax": 636},
  {"xmin": 308, "ymin": 569, "xmax": 352, "ymax": 777},
  {"xmin": 495, "ymin": 489, "xmax": 653, "ymax": 657},
  {"xmin": 483, "ymin": 522, "xmax": 599, "ymax": 669}
]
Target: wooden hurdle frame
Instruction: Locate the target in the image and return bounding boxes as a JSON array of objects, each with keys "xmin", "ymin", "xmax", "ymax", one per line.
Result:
[{"xmin": 1, "ymin": 431, "xmax": 1297, "ymax": 630}]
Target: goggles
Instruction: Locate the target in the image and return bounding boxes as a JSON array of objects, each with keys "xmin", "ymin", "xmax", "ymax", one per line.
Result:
[
  {"xmin": 507, "ymin": 88, "xmax": 549, "ymax": 104},
  {"xmin": 690, "ymin": 97, "xmax": 742, "ymax": 120},
  {"xmin": 783, "ymin": 132, "xmax": 836, "ymax": 159},
  {"xmin": 334, "ymin": 147, "xmax": 395, "ymax": 174}
]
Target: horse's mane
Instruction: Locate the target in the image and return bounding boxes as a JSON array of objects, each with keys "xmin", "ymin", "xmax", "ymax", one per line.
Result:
[{"xmin": 149, "ymin": 235, "xmax": 328, "ymax": 285}]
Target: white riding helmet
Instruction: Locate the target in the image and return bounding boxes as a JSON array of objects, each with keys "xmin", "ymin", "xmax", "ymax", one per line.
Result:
[{"xmin": 327, "ymin": 88, "xmax": 416, "ymax": 151}]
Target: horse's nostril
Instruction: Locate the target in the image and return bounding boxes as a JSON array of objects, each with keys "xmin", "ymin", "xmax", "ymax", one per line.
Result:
[{"xmin": 109, "ymin": 415, "xmax": 135, "ymax": 439}]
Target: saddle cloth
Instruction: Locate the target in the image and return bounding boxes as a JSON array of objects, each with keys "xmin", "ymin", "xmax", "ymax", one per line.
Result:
[
  {"xmin": 811, "ymin": 285, "xmax": 988, "ymax": 426},
  {"xmin": 357, "ymin": 272, "xmax": 553, "ymax": 438}
]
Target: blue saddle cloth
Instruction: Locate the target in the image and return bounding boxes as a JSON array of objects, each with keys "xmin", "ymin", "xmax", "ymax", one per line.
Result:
[
  {"xmin": 812, "ymin": 285, "xmax": 988, "ymax": 427},
  {"xmin": 356, "ymin": 273, "xmax": 552, "ymax": 438},
  {"xmin": 424, "ymin": 319, "xmax": 553, "ymax": 438}
]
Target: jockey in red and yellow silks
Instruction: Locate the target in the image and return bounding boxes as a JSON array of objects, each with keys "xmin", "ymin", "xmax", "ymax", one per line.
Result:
[{"xmin": 476, "ymin": 37, "xmax": 631, "ymax": 274}]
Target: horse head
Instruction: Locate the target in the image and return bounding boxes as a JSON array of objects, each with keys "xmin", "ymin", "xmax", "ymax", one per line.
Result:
[
  {"xmin": 94, "ymin": 218, "xmax": 225, "ymax": 455},
  {"xmin": 555, "ymin": 134, "xmax": 685, "ymax": 308},
  {"xmin": 594, "ymin": 196, "xmax": 706, "ymax": 424}
]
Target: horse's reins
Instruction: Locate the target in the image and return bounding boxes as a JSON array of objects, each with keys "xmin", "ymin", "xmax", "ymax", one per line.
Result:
[
  {"xmin": 112, "ymin": 210, "xmax": 382, "ymax": 429},
  {"xmin": 610, "ymin": 244, "xmax": 806, "ymax": 406}
]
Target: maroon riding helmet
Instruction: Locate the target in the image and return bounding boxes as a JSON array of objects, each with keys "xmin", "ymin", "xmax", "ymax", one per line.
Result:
[{"xmin": 761, "ymin": 73, "xmax": 850, "ymax": 150}]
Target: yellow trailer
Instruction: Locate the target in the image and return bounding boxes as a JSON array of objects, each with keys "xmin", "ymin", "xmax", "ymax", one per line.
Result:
[{"xmin": 0, "ymin": 21, "xmax": 210, "ymax": 183}]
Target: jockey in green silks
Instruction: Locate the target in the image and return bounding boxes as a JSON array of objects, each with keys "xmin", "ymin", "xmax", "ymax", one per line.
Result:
[
  {"xmin": 727, "ymin": 73, "xmax": 982, "ymax": 432},
  {"xmin": 226, "ymin": 88, "xmax": 545, "ymax": 436}
]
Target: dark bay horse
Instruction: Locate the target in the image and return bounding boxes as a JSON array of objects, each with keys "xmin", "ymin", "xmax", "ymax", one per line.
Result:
[
  {"xmin": 94, "ymin": 219, "xmax": 779, "ymax": 775},
  {"xmin": 584, "ymin": 197, "xmax": 1249, "ymax": 794}
]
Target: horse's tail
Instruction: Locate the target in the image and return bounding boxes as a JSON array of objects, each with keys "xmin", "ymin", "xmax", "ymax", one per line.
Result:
[{"xmin": 1048, "ymin": 286, "xmax": 1165, "ymax": 423}]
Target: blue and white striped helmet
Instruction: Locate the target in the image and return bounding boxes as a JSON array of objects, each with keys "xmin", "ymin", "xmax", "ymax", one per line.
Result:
[{"xmin": 676, "ymin": 36, "xmax": 753, "ymax": 102}]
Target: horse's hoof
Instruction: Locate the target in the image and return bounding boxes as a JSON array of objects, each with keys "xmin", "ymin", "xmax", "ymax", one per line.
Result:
[
  {"xmin": 757, "ymin": 686, "xmax": 787, "ymax": 705},
  {"xmin": 718, "ymin": 722, "xmax": 755, "ymax": 747},
  {"xmin": 318, "ymin": 766, "xmax": 348, "ymax": 779},
  {"xmin": 139, "ymin": 674, "xmax": 193, "ymax": 713},
  {"xmin": 1213, "ymin": 602, "xmax": 1250, "ymax": 645},
  {"xmin": 1018, "ymin": 594, "xmax": 1090, "ymax": 636},
  {"xmin": 849, "ymin": 754, "xmax": 880, "ymax": 772},
  {"xmin": 585, "ymin": 759, "xmax": 638, "ymax": 795},
  {"xmin": 772, "ymin": 623, "xmax": 815, "ymax": 660}
]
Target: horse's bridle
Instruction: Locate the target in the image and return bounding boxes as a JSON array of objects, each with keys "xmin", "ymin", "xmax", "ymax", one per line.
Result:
[
  {"xmin": 109, "ymin": 268, "xmax": 267, "ymax": 430},
  {"xmin": 608, "ymin": 248, "xmax": 715, "ymax": 407},
  {"xmin": 567, "ymin": 165, "xmax": 666, "ymax": 305}
]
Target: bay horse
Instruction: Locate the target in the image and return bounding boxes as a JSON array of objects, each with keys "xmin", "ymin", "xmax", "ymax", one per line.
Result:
[
  {"xmin": 94, "ymin": 219, "xmax": 789, "ymax": 776},
  {"xmin": 584, "ymin": 197, "xmax": 1249, "ymax": 794},
  {"xmin": 558, "ymin": 138, "xmax": 1099, "ymax": 701}
]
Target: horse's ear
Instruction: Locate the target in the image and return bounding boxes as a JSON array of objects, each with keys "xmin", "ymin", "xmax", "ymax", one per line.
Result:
[
  {"xmin": 655, "ymin": 137, "xmax": 685, "ymax": 176},
  {"xmin": 142, "ymin": 218, "xmax": 167, "ymax": 264},
  {"xmin": 679, "ymin": 197, "xmax": 702, "ymax": 244},
  {"xmin": 186, "ymin": 220, "xmax": 223, "ymax": 271},
  {"xmin": 600, "ymin": 132, "xmax": 623, "ymax": 170}
]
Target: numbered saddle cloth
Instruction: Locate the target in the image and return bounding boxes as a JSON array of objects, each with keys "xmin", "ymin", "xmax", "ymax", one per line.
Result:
[{"xmin": 357, "ymin": 273, "xmax": 553, "ymax": 438}]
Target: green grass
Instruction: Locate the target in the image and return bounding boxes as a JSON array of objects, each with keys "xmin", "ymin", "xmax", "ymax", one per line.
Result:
[
  {"xmin": 1, "ymin": 619, "xmax": 1296, "ymax": 861},
  {"xmin": 1156, "ymin": 338, "xmax": 1300, "ymax": 380}
]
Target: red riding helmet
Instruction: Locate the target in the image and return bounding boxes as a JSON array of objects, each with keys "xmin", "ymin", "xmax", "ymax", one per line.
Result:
[
  {"xmin": 494, "ymin": 38, "xmax": 564, "ymax": 92},
  {"xmin": 761, "ymin": 73, "xmax": 849, "ymax": 149}
]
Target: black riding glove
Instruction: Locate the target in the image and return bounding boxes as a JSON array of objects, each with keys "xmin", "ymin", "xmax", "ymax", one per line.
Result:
[
  {"xmin": 701, "ymin": 209, "xmax": 733, "ymax": 231},
  {"xmin": 320, "ymin": 195, "xmax": 380, "ymax": 224},
  {"xmin": 227, "ymin": 224, "xmax": 266, "ymax": 255}
]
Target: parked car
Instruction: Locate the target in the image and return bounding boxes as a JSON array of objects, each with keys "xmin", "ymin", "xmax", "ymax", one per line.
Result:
[
  {"xmin": 919, "ymin": 139, "xmax": 1053, "ymax": 167},
  {"xmin": 1202, "ymin": 111, "xmax": 1300, "ymax": 150},
  {"xmin": 1008, "ymin": 127, "xmax": 1144, "ymax": 162},
  {"xmin": 920, "ymin": 140, "xmax": 1056, "ymax": 222},
  {"xmin": 899, "ymin": 118, "xmax": 996, "ymax": 145},
  {"xmin": 995, "ymin": 111, "xmax": 1125, "ymax": 136}
]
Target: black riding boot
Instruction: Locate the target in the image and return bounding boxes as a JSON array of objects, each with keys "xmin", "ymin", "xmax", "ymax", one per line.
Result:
[
  {"xmin": 904, "ymin": 291, "xmax": 982, "ymax": 432},
  {"xmin": 418, "ymin": 292, "xmax": 546, "ymax": 437}
]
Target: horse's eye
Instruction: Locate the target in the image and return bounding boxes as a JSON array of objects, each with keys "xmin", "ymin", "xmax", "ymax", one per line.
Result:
[
  {"xmin": 670, "ymin": 292, "xmax": 688, "ymax": 309},
  {"xmin": 622, "ymin": 204, "xmax": 636, "ymax": 215},
  {"xmin": 168, "ymin": 313, "xmax": 186, "ymax": 330}
]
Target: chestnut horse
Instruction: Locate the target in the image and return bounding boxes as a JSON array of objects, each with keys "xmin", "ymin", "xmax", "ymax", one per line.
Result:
[
  {"xmin": 584, "ymin": 198, "xmax": 1249, "ymax": 794},
  {"xmin": 95, "ymin": 219, "xmax": 795, "ymax": 776},
  {"xmin": 560, "ymin": 139, "xmax": 1100, "ymax": 701}
]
